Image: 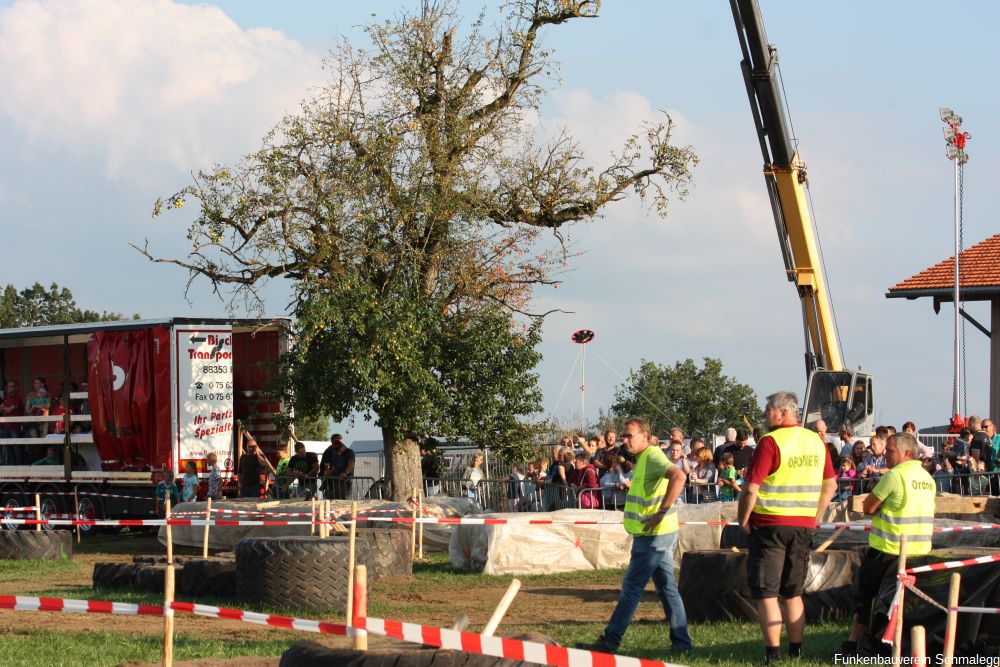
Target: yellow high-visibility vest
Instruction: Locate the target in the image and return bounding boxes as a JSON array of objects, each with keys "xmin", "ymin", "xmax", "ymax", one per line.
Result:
[
  {"xmin": 753, "ymin": 426, "xmax": 825, "ymax": 518},
  {"xmin": 623, "ymin": 446, "xmax": 678, "ymax": 536},
  {"xmin": 869, "ymin": 459, "xmax": 936, "ymax": 556}
]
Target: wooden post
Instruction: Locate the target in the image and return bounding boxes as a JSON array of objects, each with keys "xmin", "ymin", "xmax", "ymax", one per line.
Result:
[
  {"xmin": 162, "ymin": 563, "xmax": 175, "ymax": 667},
  {"xmin": 310, "ymin": 497, "xmax": 316, "ymax": 536},
  {"xmin": 943, "ymin": 573, "xmax": 961, "ymax": 665},
  {"xmin": 892, "ymin": 535, "xmax": 909, "ymax": 660},
  {"xmin": 410, "ymin": 487, "xmax": 417, "ymax": 560},
  {"xmin": 322, "ymin": 499, "xmax": 330, "ymax": 539},
  {"xmin": 352, "ymin": 564, "xmax": 368, "ymax": 651},
  {"xmin": 347, "ymin": 501, "xmax": 358, "ymax": 625},
  {"xmin": 482, "ymin": 578, "xmax": 521, "ymax": 636},
  {"xmin": 74, "ymin": 487, "xmax": 81, "ymax": 544},
  {"xmin": 34, "ymin": 493, "xmax": 41, "ymax": 532},
  {"xmin": 165, "ymin": 497, "xmax": 173, "ymax": 565},
  {"xmin": 417, "ymin": 489, "xmax": 424, "ymax": 561},
  {"xmin": 911, "ymin": 625, "xmax": 926, "ymax": 663},
  {"xmin": 201, "ymin": 497, "xmax": 212, "ymax": 558}
]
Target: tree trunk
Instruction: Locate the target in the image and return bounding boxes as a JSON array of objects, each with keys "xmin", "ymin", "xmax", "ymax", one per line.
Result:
[{"xmin": 381, "ymin": 425, "xmax": 422, "ymax": 502}]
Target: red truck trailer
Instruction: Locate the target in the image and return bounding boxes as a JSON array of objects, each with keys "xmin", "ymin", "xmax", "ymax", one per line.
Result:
[{"xmin": 0, "ymin": 317, "xmax": 291, "ymax": 529}]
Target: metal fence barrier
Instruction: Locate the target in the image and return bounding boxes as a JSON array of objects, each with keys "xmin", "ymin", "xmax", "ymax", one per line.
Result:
[{"xmin": 270, "ymin": 476, "xmax": 382, "ymax": 501}]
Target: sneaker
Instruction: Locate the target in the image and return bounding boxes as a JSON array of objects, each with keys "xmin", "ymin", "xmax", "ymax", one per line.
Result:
[{"xmin": 575, "ymin": 636, "xmax": 617, "ymax": 653}]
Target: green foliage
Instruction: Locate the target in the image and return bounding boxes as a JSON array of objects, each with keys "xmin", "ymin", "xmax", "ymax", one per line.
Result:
[
  {"xmin": 0, "ymin": 282, "xmax": 136, "ymax": 328},
  {"xmin": 611, "ymin": 357, "xmax": 761, "ymax": 437},
  {"xmin": 289, "ymin": 412, "xmax": 329, "ymax": 441},
  {"xmin": 283, "ymin": 276, "xmax": 543, "ymax": 463},
  {"xmin": 145, "ymin": 0, "xmax": 698, "ymax": 494}
]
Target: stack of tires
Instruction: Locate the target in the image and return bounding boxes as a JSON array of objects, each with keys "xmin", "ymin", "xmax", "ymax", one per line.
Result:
[
  {"xmin": 94, "ymin": 554, "xmax": 237, "ymax": 596},
  {"xmin": 236, "ymin": 528, "xmax": 412, "ymax": 612}
]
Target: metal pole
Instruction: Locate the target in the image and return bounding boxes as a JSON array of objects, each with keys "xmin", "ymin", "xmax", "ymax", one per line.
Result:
[
  {"xmin": 580, "ymin": 345, "xmax": 586, "ymax": 434},
  {"xmin": 953, "ymin": 158, "xmax": 961, "ymax": 417}
]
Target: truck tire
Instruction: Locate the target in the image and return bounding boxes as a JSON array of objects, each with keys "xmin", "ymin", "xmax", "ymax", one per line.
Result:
[
  {"xmin": 0, "ymin": 530, "xmax": 72, "ymax": 560},
  {"xmin": 75, "ymin": 487, "xmax": 103, "ymax": 535},
  {"xmin": 179, "ymin": 558, "xmax": 236, "ymax": 598},
  {"xmin": 358, "ymin": 527, "xmax": 412, "ymax": 579},
  {"xmin": 237, "ymin": 536, "xmax": 370, "ymax": 612},
  {"xmin": 679, "ymin": 549, "xmax": 858, "ymax": 622},
  {"xmin": 280, "ymin": 642, "xmax": 535, "ymax": 667},
  {"xmin": 93, "ymin": 562, "xmax": 141, "ymax": 589},
  {"xmin": 1, "ymin": 483, "xmax": 29, "ymax": 531},
  {"xmin": 35, "ymin": 485, "xmax": 64, "ymax": 531}
]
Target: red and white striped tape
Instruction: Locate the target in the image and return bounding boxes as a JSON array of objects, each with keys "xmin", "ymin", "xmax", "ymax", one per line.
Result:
[
  {"xmin": 47, "ymin": 491, "xmax": 155, "ymax": 502},
  {"xmin": 954, "ymin": 605, "xmax": 1000, "ymax": 615},
  {"xmin": 0, "ymin": 518, "xmax": 317, "ymax": 528},
  {"xmin": 905, "ymin": 554, "xmax": 1000, "ymax": 574},
  {"xmin": 0, "ymin": 507, "xmax": 38, "ymax": 513},
  {"xmin": 0, "ymin": 594, "xmax": 689, "ymax": 667},
  {"xmin": 356, "ymin": 616, "xmax": 688, "ymax": 667}
]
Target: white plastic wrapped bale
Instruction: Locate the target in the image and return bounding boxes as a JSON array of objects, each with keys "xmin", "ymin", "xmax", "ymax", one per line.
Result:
[{"xmin": 449, "ymin": 508, "xmax": 632, "ymax": 575}]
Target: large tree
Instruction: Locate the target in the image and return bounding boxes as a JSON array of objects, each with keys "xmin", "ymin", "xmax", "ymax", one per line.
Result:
[
  {"xmin": 0, "ymin": 282, "xmax": 135, "ymax": 328},
  {"xmin": 611, "ymin": 358, "xmax": 761, "ymax": 438},
  {"xmin": 139, "ymin": 0, "xmax": 697, "ymax": 499}
]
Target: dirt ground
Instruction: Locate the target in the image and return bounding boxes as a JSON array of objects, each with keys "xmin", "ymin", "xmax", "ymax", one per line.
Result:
[{"xmin": 0, "ymin": 531, "xmax": 632, "ymax": 666}]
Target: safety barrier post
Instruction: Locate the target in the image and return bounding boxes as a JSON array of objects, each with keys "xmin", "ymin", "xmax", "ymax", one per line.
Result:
[
  {"xmin": 943, "ymin": 573, "xmax": 961, "ymax": 665},
  {"xmin": 347, "ymin": 501, "xmax": 357, "ymax": 625},
  {"xmin": 201, "ymin": 497, "xmax": 212, "ymax": 558},
  {"xmin": 310, "ymin": 498, "xmax": 316, "ymax": 536},
  {"xmin": 73, "ymin": 487, "xmax": 81, "ymax": 544},
  {"xmin": 417, "ymin": 489, "xmax": 424, "ymax": 560},
  {"xmin": 163, "ymin": 563, "xmax": 175, "ymax": 667},
  {"xmin": 410, "ymin": 487, "xmax": 417, "ymax": 560},
  {"xmin": 482, "ymin": 578, "xmax": 521, "ymax": 636},
  {"xmin": 911, "ymin": 625, "xmax": 925, "ymax": 663},
  {"xmin": 322, "ymin": 500, "xmax": 330, "ymax": 539},
  {"xmin": 892, "ymin": 535, "xmax": 908, "ymax": 660},
  {"xmin": 34, "ymin": 493, "xmax": 41, "ymax": 532},
  {"xmin": 352, "ymin": 564, "xmax": 368, "ymax": 651},
  {"xmin": 165, "ymin": 497, "xmax": 173, "ymax": 565}
]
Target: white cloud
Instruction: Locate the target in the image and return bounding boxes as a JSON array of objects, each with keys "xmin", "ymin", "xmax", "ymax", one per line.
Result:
[{"xmin": 0, "ymin": 0, "xmax": 325, "ymax": 179}]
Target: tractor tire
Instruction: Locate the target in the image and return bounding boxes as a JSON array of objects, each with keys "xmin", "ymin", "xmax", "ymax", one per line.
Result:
[
  {"xmin": 237, "ymin": 536, "xmax": 369, "ymax": 612},
  {"xmin": 93, "ymin": 562, "xmax": 144, "ymax": 590},
  {"xmin": 679, "ymin": 549, "xmax": 859, "ymax": 622},
  {"xmin": 0, "ymin": 530, "xmax": 72, "ymax": 560},
  {"xmin": 357, "ymin": 527, "xmax": 412, "ymax": 579},
  {"xmin": 179, "ymin": 558, "xmax": 236, "ymax": 598},
  {"xmin": 280, "ymin": 642, "xmax": 537, "ymax": 667}
]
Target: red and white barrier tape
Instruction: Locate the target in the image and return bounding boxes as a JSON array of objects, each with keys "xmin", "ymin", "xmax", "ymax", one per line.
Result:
[
  {"xmin": 356, "ymin": 616, "xmax": 688, "ymax": 667},
  {"xmin": 1, "ymin": 518, "xmax": 317, "ymax": 528},
  {"xmin": 0, "ymin": 594, "xmax": 689, "ymax": 667},
  {"xmin": 48, "ymin": 491, "xmax": 155, "ymax": 502},
  {"xmin": 954, "ymin": 605, "xmax": 1000, "ymax": 615},
  {"xmin": 905, "ymin": 553, "xmax": 1000, "ymax": 574},
  {"xmin": 0, "ymin": 507, "xmax": 38, "ymax": 513}
]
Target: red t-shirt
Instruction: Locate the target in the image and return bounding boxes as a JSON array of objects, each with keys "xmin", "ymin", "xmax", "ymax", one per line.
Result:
[
  {"xmin": 1, "ymin": 394, "xmax": 23, "ymax": 417},
  {"xmin": 747, "ymin": 424, "xmax": 836, "ymax": 528}
]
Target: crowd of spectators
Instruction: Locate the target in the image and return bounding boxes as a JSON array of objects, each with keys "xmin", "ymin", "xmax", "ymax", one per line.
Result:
[{"xmin": 0, "ymin": 377, "xmax": 91, "ymax": 466}]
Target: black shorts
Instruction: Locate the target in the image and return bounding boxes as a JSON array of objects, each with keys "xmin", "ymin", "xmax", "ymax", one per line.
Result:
[
  {"xmin": 853, "ymin": 547, "xmax": 898, "ymax": 625},
  {"xmin": 747, "ymin": 525, "xmax": 815, "ymax": 599}
]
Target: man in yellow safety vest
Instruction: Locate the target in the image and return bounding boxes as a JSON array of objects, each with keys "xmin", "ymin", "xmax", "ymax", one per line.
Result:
[
  {"xmin": 738, "ymin": 391, "xmax": 838, "ymax": 663},
  {"xmin": 578, "ymin": 417, "xmax": 692, "ymax": 655},
  {"xmin": 840, "ymin": 431, "xmax": 935, "ymax": 655}
]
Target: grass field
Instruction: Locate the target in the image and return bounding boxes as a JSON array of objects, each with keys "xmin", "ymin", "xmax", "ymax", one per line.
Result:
[{"xmin": 0, "ymin": 534, "xmax": 850, "ymax": 666}]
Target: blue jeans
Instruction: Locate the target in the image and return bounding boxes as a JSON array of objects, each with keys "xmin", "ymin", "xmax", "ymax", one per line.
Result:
[{"xmin": 604, "ymin": 531, "xmax": 692, "ymax": 651}]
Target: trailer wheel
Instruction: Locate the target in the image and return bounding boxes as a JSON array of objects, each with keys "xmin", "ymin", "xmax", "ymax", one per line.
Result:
[
  {"xmin": 1, "ymin": 483, "xmax": 29, "ymax": 531},
  {"xmin": 75, "ymin": 495, "xmax": 101, "ymax": 535},
  {"xmin": 0, "ymin": 530, "xmax": 73, "ymax": 560},
  {"xmin": 35, "ymin": 485, "xmax": 63, "ymax": 532}
]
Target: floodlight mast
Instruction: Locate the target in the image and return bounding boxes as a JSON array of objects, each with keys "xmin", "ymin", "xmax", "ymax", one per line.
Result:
[{"xmin": 941, "ymin": 108, "xmax": 970, "ymax": 428}]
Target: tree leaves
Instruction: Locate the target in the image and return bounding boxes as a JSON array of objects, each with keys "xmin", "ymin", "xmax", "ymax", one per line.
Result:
[
  {"xmin": 611, "ymin": 358, "xmax": 762, "ymax": 437},
  {"xmin": 0, "ymin": 283, "xmax": 136, "ymax": 329}
]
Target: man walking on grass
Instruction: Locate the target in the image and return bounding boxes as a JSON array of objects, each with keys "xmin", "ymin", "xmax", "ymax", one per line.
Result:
[{"xmin": 578, "ymin": 417, "xmax": 692, "ymax": 656}]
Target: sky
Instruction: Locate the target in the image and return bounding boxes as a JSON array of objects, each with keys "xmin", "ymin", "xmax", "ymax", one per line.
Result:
[{"xmin": 2, "ymin": 0, "xmax": 999, "ymax": 441}]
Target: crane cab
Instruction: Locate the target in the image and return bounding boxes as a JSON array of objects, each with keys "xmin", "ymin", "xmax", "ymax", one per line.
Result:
[{"xmin": 801, "ymin": 370, "xmax": 874, "ymax": 437}]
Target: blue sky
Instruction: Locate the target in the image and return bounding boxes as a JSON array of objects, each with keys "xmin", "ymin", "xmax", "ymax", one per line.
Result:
[{"xmin": 2, "ymin": 1, "xmax": 999, "ymax": 441}]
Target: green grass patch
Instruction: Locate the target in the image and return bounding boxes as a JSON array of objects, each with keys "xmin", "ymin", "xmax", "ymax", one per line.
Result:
[
  {"xmin": 0, "ymin": 558, "xmax": 84, "ymax": 582},
  {"xmin": 406, "ymin": 552, "xmax": 624, "ymax": 587},
  {"xmin": 0, "ymin": 629, "xmax": 292, "ymax": 667}
]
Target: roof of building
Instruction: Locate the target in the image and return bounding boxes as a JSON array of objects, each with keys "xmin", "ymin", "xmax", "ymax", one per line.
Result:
[{"xmin": 886, "ymin": 233, "xmax": 1000, "ymax": 301}]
